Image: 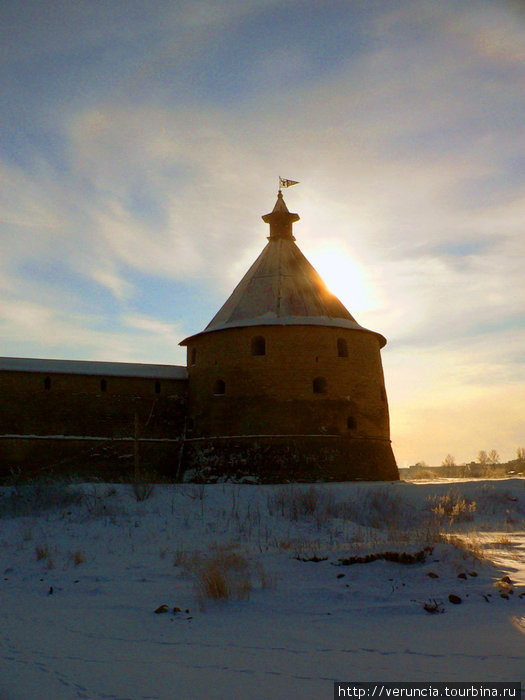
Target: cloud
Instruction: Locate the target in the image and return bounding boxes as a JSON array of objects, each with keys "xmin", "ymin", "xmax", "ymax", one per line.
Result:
[
  {"xmin": 0, "ymin": 298, "xmax": 187, "ymax": 365},
  {"xmin": 1, "ymin": 0, "xmax": 524, "ymax": 465}
]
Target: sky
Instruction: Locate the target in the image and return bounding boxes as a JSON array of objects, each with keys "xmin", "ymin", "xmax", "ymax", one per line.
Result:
[{"xmin": 1, "ymin": 0, "xmax": 524, "ymax": 466}]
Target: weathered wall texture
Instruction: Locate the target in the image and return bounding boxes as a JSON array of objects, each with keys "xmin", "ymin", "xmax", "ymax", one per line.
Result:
[
  {"xmin": 186, "ymin": 325, "xmax": 390, "ymax": 439},
  {"xmin": 183, "ymin": 324, "xmax": 397, "ymax": 481},
  {"xmin": 183, "ymin": 435, "xmax": 398, "ymax": 482},
  {"xmin": 0, "ymin": 371, "xmax": 187, "ymax": 478}
]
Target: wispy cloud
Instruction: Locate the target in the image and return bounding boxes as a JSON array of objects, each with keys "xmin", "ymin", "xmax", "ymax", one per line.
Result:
[{"xmin": 1, "ymin": 0, "xmax": 524, "ymax": 464}]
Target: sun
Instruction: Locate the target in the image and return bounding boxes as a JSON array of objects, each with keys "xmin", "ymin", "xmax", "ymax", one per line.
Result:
[{"xmin": 308, "ymin": 244, "xmax": 372, "ymax": 313}]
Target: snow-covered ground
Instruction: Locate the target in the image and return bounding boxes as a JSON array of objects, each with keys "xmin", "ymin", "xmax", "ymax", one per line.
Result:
[{"xmin": 1, "ymin": 478, "xmax": 524, "ymax": 700}]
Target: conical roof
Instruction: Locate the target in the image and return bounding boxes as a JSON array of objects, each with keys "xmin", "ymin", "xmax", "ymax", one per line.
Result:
[{"xmin": 181, "ymin": 192, "xmax": 385, "ymax": 347}]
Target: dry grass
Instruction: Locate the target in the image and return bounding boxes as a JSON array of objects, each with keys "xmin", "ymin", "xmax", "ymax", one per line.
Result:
[
  {"xmin": 179, "ymin": 543, "xmax": 274, "ymax": 610},
  {"xmin": 131, "ymin": 479, "xmax": 155, "ymax": 502},
  {"xmin": 188, "ymin": 548, "xmax": 252, "ymax": 610},
  {"xmin": 267, "ymin": 486, "xmax": 329, "ymax": 521},
  {"xmin": 441, "ymin": 533, "xmax": 487, "ymax": 561},
  {"xmin": 35, "ymin": 544, "xmax": 55, "ymax": 568},
  {"xmin": 428, "ymin": 491, "xmax": 477, "ymax": 524},
  {"xmin": 72, "ymin": 550, "xmax": 85, "ymax": 565},
  {"xmin": 35, "ymin": 545, "xmax": 50, "ymax": 561},
  {"xmin": 266, "ymin": 485, "xmax": 413, "ymax": 533}
]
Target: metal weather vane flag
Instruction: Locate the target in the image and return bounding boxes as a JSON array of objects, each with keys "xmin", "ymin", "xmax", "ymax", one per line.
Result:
[{"xmin": 279, "ymin": 177, "xmax": 299, "ymax": 189}]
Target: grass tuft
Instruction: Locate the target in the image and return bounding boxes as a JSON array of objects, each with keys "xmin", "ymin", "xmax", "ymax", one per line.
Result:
[{"xmin": 428, "ymin": 490, "xmax": 477, "ymax": 524}]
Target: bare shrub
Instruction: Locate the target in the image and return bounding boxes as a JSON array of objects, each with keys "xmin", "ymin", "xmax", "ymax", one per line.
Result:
[
  {"xmin": 173, "ymin": 547, "xmax": 190, "ymax": 567},
  {"xmin": 339, "ymin": 489, "xmax": 412, "ymax": 530},
  {"xmin": 267, "ymin": 486, "xmax": 326, "ymax": 521},
  {"xmin": 187, "ymin": 547, "xmax": 253, "ymax": 610},
  {"xmin": 72, "ymin": 550, "xmax": 85, "ymax": 565},
  {"xmin": 35, "ymin": 545, "xmax": 50, "ymax": 561},
  {"xmin": 82, "ymin": 486, "xmax": 120, "ymax": 518},
  {"xmin": 35, "ymin": 544, "xmax": 55, "ymax": 568},
  {"xmin": 428, "ymin": 491, "xmax": 477, "ymax": 524},
  {"xmin": 131, "ymin": 479, "xmax": 155, "ymax": 502},
  {"xmin": 267, "ymin": 486, "xmax": 419, "ymax": 537}
]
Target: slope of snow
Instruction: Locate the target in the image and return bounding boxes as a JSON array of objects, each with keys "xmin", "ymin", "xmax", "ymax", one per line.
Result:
[{"xmin": 1, "ymin": 478, "xmax": 524, "ymax": 699}]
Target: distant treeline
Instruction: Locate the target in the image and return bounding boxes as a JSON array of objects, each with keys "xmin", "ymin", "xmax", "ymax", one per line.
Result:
[{"xmin": 403, "ymin": 459, "xmax": 524, "ymax": 480}]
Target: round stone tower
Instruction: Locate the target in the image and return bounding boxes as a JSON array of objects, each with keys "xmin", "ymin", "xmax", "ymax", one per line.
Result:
[{"xmin": 180, "ymin": 191, "xmax": 398, "ymax": 481}]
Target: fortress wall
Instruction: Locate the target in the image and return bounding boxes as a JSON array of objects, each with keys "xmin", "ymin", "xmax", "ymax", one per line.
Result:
[{"xmin": 0, "ymin": 371, "xmax": 187, "ymax": 478}]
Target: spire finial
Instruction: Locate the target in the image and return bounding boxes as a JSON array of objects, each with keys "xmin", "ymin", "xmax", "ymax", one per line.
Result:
[{"xmin": 262, "ymin": 183, "xmax": 300, "ymax": 241}]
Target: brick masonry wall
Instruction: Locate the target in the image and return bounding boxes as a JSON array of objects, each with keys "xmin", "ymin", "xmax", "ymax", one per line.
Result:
[
  {"xmin": 0, "ymin": 371, "xmax": 188, "ymax": 477},
  {"xmin": 0, "ymin": 370, "xmax": 185, "ymax": 397},
  {"xmin": 185, "ymin": 325, "xmax": 391, "ymax": 440}
]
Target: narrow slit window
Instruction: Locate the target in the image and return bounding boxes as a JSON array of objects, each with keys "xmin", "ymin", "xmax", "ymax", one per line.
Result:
[
  {"xmin": 190, "ymin": 348, "xmax": 197, "ymax": 365},
  {"xmin": 337, "ymin": 338, "xmax": 348, "ymax": 357},
  {"xmin": 251, "ymin": 336, "xmax": 266, "ymax": 356},
  {"xmin": 155, "ymin": 381, "xmax": 161, "ymax": 394},
  {"xmin": 347, "ymin": 416, "xmax": 356, "ymax": 429},
  {"xmin": 213, "ymin": 379, "xmax": 226, "ymax": 395},
  {"xmin": 100, "ymin": 379, "xmax": 107, "ymax": 392},
  {"xmin": 44, "ymin": 376, "xmax": 51, "ymax": 390},
  {"xmin": 313, "ymin": 377, "xmax": 327, "ymax": 394}
]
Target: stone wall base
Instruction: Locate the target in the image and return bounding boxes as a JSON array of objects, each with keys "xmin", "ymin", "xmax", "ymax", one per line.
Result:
[
  {"xmin": 182, "ymin": 435, "xmax": 399, "ymax": 482},
  {"xmin": 0, "ymin": 434, "xmax": 398, "ymax": 483},
  {"xmin": 0, "ymin": 437, "xmax": 181, "ymax": 481}
]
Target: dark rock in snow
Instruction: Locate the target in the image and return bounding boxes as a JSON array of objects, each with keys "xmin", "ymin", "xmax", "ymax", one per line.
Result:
[
  {"xmin": 448, "ymin": 594, "xmax": 461, "ymax": 604},
  {"xmin": 295, "ymin": 555, "xmax": 328, "ymax": 563},
  {"xmin": 337, "ymin": 546, "xmax": 433, "ymax": 566},
  {"xmin": 423, "ymin": 599, "xmax": 444, "ymax": 614},
  {"xmin": 427, "ymin": 572, "xmax": 439, "ymax": 578},
  {"xmin": 154, "ymin": 604, "xmax": 169, "ymax": 614},
  {"xmin": 457, "ymin": 573, "xmax": 467, "ymax": 579}
]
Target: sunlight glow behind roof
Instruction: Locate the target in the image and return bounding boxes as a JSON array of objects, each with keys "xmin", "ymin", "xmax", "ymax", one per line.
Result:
[{"xmin": 308, "ymin": 245, "xmax": 373, "ymax": 315}]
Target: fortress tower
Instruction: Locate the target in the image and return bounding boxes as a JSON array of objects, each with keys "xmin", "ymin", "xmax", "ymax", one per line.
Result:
[{"xmin": 180, "ymin": 190, "xmax": 398, "ymax": 481}]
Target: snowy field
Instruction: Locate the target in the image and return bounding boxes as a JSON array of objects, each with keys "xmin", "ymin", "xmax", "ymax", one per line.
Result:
[{"xmin": 1, "ymin": 477, "xmax": 524, "ymax": 700}]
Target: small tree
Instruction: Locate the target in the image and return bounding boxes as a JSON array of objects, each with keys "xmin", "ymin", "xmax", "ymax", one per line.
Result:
[
  {"xmin": 477, "ymin": 450, "xmax": 489, "ymax": 465},
  {"xmin": 441, "ymin": 454, "xmax": 456, "ymax": 467},
  {"xmin": 516, "ymin": 447, "xmax": 525, "ymax": 462},
  {"xmin": 487, "ymin": 449, "xmax": 500, "ymax": 465}
]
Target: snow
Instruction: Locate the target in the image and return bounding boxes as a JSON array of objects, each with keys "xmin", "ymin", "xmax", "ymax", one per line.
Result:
[{"xmin": 1, "ymin": 478, "xmax": 524, "ymax": 699}]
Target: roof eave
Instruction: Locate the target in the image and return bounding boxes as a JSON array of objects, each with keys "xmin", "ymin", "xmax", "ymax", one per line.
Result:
[{"xmin": 180, "ymin": 320, "xmax": 387, "ymax": 348}]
